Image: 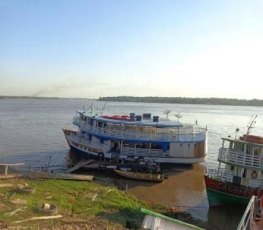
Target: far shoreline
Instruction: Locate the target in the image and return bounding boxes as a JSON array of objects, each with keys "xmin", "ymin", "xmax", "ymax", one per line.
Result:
[{"xmin": 1, "ymin": 95, "xmax": 263, "ymax": 107}]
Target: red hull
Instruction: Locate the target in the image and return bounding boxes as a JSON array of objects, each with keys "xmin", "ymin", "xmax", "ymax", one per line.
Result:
[
  {"xmin": 204, "ymin": 175, "xmax": 258, "ymax": 206},
  {"xmin": 204, "ymin": 176, "xmax": 256, "ymax": 198}
]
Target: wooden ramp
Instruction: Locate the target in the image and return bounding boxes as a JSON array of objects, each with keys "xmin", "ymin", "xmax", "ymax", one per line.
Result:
[
  {"xmin": 22, "ymin": 171, "xmax": 93, "ymax": 181},
  {"xmin": 66, "ymin": 160, "xmax": 96, "ymax": 173}
]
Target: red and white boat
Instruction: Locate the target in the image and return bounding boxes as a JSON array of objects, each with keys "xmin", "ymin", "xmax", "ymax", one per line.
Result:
[{"xmin": 204, "ymin": 116, "xmax": 263, "ymax": 206}]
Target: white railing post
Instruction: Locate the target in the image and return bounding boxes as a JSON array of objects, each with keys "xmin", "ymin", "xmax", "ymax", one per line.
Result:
[{"xmin": 237, "ymin": 196, "xmax": 255, "ymax": 230}]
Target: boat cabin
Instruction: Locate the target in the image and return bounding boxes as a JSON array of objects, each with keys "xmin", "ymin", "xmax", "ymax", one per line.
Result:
[{"xmin": 217, "ymin": 135, "xmax": 263, "ymax": 188}]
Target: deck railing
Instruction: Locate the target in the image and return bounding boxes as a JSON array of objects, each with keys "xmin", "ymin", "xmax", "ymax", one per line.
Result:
[
  {"xmin": 218, "ymin": 148, "xmax": 261, "ymax": 169},
  {"xmin": 121, "ymin": 147, "xmax": 165, "ymax": 156},
  {"xmin": 207, "ymin": 169, "xmax": 263, "ymax": 188},
  {"xmin": 237, "ymin": 195, "xmax": 256, "ymax": 230},
  {"xmin": 207, "ymin": 169, "xmax": 234, "ymax": 183},
  {"xmin": 73, "ymin": 118, "xmax": 206, "ymax": 142},
  {"xmin": 68, "ymin": 133, "xmax": 109, "ymax": 151},
  {"xmin": 67, "ymin": 132, "xmax": 167, "ymax": 156}
]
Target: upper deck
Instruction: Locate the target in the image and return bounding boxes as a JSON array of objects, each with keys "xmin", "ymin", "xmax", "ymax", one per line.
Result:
[
  {"xmin": 95, "ymin": 116, "xmax": 184, "ymax": 128},
  {"xmin": 72, "ymin": 112, "xmax": 207, "ymax": 143},
  {"xmin": 218, "ymin": 135, "xmax": 263, "ymax": 169}
]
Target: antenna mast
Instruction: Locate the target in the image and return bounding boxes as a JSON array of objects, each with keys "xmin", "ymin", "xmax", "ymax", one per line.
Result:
[
  {"xmin": 246, "ymin": 115, "xmax": 257, "ymax": 134},
  {"xmin": 163, "ymin": 109, "xmax": 171, "ymax": 119}
]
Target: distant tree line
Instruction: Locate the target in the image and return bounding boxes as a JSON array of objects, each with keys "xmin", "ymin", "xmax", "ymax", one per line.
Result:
[
  {"xmin": 0, "ymin": 96, "xmax": 59, "ymax": 99},
  {"xmin": 98, "ymin": 96, "xmax": 263, "ymax": 106}
]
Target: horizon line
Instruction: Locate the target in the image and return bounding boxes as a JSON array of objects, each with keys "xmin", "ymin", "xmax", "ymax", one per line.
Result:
[{"xmin": 1, "ymin": 95, "xmax": 263, "ymax": 101}]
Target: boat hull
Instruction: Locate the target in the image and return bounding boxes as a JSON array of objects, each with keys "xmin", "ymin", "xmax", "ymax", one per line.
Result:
[
  {"xmin": 67, "ymin": 141, "xmax": 205, "ymax": 165},
  {"xmin": 69, "ymin": 145, "xmax": 99, "ymax": 161},
  {"xmin": 114, "ymin": 169, "xmax": 164, "ymax": 182},
  {"xmin": 204, "ymin": 175, "xmax": 256, "ymax": 206},
  {"xmin": 63, "ymin": 129, "xmax": 206, "ymax": 165}
]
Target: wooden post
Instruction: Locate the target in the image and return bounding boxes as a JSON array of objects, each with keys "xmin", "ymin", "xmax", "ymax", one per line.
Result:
[{"xmin": 4, "ymin": 165, "xmax": 8, "ymax": 176}]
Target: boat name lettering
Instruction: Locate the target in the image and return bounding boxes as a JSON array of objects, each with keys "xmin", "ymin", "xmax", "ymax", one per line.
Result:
[{"xmin": 208, "ymin": 178, "xmax": 254, "ymax": 198}]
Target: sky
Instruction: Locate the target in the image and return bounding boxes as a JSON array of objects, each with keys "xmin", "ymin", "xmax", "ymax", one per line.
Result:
[{"xmin": 1, "ymin": 0, "xmax": 263, "ymax": 99}]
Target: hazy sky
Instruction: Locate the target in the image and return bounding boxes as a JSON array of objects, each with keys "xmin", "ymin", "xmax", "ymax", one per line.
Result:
[{"xmin": 1, "ymin": 0, "xmax": 263, "ymax": 99}]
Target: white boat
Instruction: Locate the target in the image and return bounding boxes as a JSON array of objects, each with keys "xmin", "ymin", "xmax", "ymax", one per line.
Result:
[
  {"xmin": 63, "ymin": 111, "xmax": 208, "ymax": 165},
  {"xmin": 141, "ymin": 208, "xmax": 204, "ymax": 230}
]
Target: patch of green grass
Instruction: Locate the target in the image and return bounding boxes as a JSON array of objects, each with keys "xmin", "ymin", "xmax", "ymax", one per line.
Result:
[{"xmin": 0, "ymin": 178, "xmax": 156, "ymax": 228}]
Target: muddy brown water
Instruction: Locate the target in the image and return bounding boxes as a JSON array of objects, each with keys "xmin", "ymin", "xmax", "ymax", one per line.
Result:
[
  {"xmin": 116, "ymin": 164, "xmax": 208, "ymax": 218},
  {"xmin": 112, "ymin": 164, "xmax": 245, "ymax": 230}
]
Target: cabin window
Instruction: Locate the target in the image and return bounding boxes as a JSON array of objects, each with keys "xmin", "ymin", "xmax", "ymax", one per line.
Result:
[
  {"xmin": 137, "ymin": 143, "xmax": 150, "ymax": 149},
  {"xmin": 231, "ymin": 165, "xmax": 234, "ymax": 171},
  {"xmin": 233, "ymin": 142, "xmax": 244, "ymax": 151},
  {"xmin": 123, "ymin": 142, "xmax": 135, "ymax": 148},
  {"xmin": 151, "ymin": 144, "xmax": 162, "ymax": 149},
  {"xmin": 254, "ymin": 146, "xmax": 261, "ymax": 155},
  {"xmin": 88, "ymin": 118, "xmax": 94, "ymax": 125},
  {"xmin": 246, "ymin": 145, "xmax": 253, "ymax": 155},
  {"xmin": 242, "ymin": 169, "xmax": 247, "ymax": 178},
  {"xmin": 111, "ymin": 142, "xmax": 120, "ymax": 152}
]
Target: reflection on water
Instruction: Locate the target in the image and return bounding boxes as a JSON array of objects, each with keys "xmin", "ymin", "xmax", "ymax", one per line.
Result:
[
  {"xmin": 207, "ymin": 204, "xmax": 246, "ymax": 230},
  {"xmin": 124, "ymin": 164, "xmax": 209, "ymax": 221}
]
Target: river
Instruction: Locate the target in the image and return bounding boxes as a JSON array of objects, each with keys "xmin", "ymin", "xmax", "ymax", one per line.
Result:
[{"xmin": 0, "ymin": 98, "xmax": 263, "ymax": 229}]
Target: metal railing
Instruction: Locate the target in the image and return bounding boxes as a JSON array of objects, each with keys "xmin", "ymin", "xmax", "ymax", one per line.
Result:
[
  {"xmin": 237, "ymin": 195, "xmax": 256, "ymax": 230},
  {"xmin": 218, "ymin": 148, "xmax": 261, "ymax": 169},
  {"xmin": 207, "ymin": 169, "xmax": 263, "ymax": 188},
  {"xmin": 73, "ymin": 117, "xmax": 206, "ymax": 142},
  {"xmin": 207, "ymin": 169, "xmax": 234, "ymax": 183},
  {"xmin": 67, "ymin": 133, "xmax": 109, "ymax": 151},
  {"xmin": 68, "ymin": 131, "xmax": 167, "ymax": 157},
  {"xmin": 120, "ymin": 147, "xmax": 164, "ymax": 156}
]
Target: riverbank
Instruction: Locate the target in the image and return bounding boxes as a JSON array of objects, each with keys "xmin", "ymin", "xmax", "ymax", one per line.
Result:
[{"xmin": 0, "ymin": 177, "xmax": 148, "ymax": 229}]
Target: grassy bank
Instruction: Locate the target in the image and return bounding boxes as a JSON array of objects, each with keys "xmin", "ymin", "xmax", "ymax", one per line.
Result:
[{"xmin": 0, "ymin": 178, "xmax": 162, "ymax": 229}]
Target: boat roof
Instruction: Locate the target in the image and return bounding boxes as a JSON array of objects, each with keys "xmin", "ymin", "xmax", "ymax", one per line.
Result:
[
  {"xmin": 78, "ymin": 111, "xmax": 185, "ymax": 128},
  {"xmin": 222, "ymin": 137, "xmax": 263, "ymax": 146},
  {"xmin": 95, "ymin": 116, "xmax": 184, "ymax": 128}
]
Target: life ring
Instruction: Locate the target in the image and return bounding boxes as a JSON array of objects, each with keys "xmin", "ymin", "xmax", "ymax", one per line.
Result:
[{"xmin": 251, "ymin": 171, "xmax": 258, "ymax": 179}]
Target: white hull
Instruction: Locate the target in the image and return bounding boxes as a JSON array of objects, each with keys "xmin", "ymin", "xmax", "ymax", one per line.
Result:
[{"xmin": 64, "ymin": 130, "xmax": 206, "ymax": 165}]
